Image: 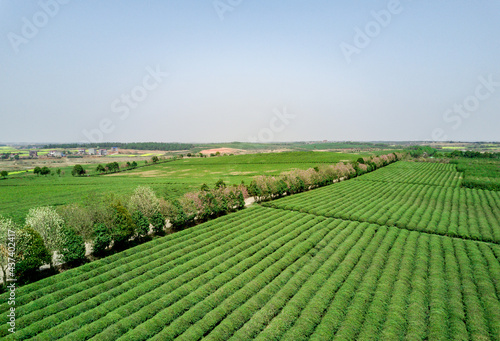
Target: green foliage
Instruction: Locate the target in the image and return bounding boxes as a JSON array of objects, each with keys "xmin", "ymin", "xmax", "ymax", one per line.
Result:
[
  {"xmin": 109, "ymin": 201, "xmax": 136, "ymax": 248},
  {"xmin": 0, "ymin": 170, "xmax": 7, "ymax": 178},
  {"xmin": 149, "ymin": 212, "xmax": 165, "ymax": 235},
  {"xmin": 60, "ymin": 226, "xmax": 86, "ymax": 265},
  {"xmin": 2, "ymin": 204, "xmax": 498, "ymax": 339},
  {"xmin": 15, "ymin": 227, "xmax": 51, "ymax": 282},
  {"xmin": 92, "ymin": 223, "xmax": 111, "ymax": 256},
  {"xmin": 96, "ymin": 164, "xmax": 106, "ymax": 173},
  {"xmin": 166, "ymin": 200, "xmax": 187, "ymax": 229},
  {"xmin": 407, "ymin": 146, "xmax": 437, "ymax": 157},
  {"xmin": 455, "ymin": 158, "xmax": 500, "ymax": 191},
  {"xmin": 71, "ymin": 164, "xmax": 86, "ymax": 177},
  {"xmin": 151, "ymin": 156, "xmax": 159, "ymax": 163},
  {"xmin": 132, "ymin": 211, "xmax": 150, "ymax": 238},
  {"xmin": 106, "ymin": 162, "xmax": 120, "ymax": 173}
]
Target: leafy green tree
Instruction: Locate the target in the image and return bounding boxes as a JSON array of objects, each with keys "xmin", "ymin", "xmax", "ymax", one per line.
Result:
[
  {"xmin": 96, "ymin": 164, "xmax": 106, "ymax": 173},
  {"xmin": 16, "ymin": 227, "xmax": 51, "ymax": 282},
  {"xmin": 92, "ymin": 223, "xmax": 111, "ymax": 256},
  {"xmin": 105, "ymin": 162, "xmax": 120, "ymax": 172},
  {"xmin": 0, "ymin": 170, "xmax": 7, "ymax": 178},
  {"xmin": 276, "ymin": 179, "xmax": 289, "ymax": 197},
  {"xmin": 132, "ymin": 211, "xmax": 150, "ymax": 239},
  {"xmin": 109, "ymin": 201, "xmax": 136, "ymax": 248},
  {"xmin": 71, "ymin": 164, "xmax": 86, "ymax": 176},
  {"xmin": 40, "ymin": 167, "xmax": 50, "ymax": 175},
  {"xmin": 33, "ymin": 166, "xmax": 41, "ymax": 176},
  {"xmin": 60, "ymin": 226, "xmax": 86, "ymax": 265},
  {"xmin": 151, "ymin": 156, "xmax": 159, "ymax": 163},
  {"xmin": 131, "ymin": 161, "xmax": 138, "ymax": 168},
  {"xmin": 200, "ymin": 183, "xmax": 210, "ymax": 191},
  {"xmin": 247, "ymin": 180, "xmax": 262, "ymax": 198},
  {"xmin": 150, "ymin": 212, "xmax": 165, "ymax": 235},
  {"xmin": 56, "ymin": 168, "xmax": 61, "ymax": 176},
  {"xmin": 166, "ymin": 200, "xmax": 187, "ymax": 229}
]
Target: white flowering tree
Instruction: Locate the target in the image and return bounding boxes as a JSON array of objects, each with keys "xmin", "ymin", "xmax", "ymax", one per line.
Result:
[
  {"xmin": 25, "ymin": 207, "xmax": 65, "ymax": 265},
  {"xmin": 128, "ymin": 186, "xmax": 160, "ymax": 219}
]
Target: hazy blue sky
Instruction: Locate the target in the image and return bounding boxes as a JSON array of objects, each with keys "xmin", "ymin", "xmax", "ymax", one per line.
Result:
[{"xmin": 1, "ymin": 0, "xmax": 499, "ymax": 143}]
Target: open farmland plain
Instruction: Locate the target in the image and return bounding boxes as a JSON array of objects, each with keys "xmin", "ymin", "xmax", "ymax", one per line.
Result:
[{"xmin": 1, "ymin": 160, "xmax": 499, "ymax": 340}]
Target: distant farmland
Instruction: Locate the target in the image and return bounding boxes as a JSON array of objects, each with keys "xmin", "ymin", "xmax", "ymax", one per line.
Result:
[
  {"xmin": 0, "ymin": 151, "xmax": 366, "ymax": 224},
  {"xmin": 1, "ymin": 161, "xmax": 499, "ymax": 340}
]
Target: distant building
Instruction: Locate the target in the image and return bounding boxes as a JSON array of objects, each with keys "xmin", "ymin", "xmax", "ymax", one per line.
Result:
[
  {"xmin": 29, "ymin": 151, "xmax": 38, "ymax": 158},
  {"xmin": 99, "ymin": 149, "xmax": 107, "ymax": 156},
  {"xmin": 88, "ymin": 148, "xmax": 96, "ymax": 155},
  {"xmin": 78, "ymin": 149, "xmax": 86, "ymax": 155},
  {"xmin": 111, "ymin": 147, "xmax": 118, "ymax": 153}
]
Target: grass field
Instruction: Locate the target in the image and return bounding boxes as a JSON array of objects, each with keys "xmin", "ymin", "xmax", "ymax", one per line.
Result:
[
  {"xmin": 0, "ymin": 151, "xmax": 366, "ymax": 224},
  {"xmin": 1, "ymin": 159, "xmax": 499, "ymax": 339}
]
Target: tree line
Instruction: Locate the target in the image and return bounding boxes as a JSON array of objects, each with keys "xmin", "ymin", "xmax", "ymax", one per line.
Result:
[
  {"xmin": 42, "ymin": 142, "xmax": 194, "ymax": 151},
  {"xmin": 0, "ymin": 182, "xmax": 247, "ymax": 286}
]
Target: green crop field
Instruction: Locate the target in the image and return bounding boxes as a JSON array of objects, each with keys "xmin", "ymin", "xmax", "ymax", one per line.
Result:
[
  {"xmin": 0, "ymin": 151, "xmax": 367, "ymax": 224},
  {"xmin": 1, "ymin": 159, "xmax": 499, "ymax": 339},
  {"xmin": 264, "ymin": 161, "xmax": 500, "ymax": 243},
  {"xmin": 456, "ymin": 158, "xmax": 500, "ymax": 191}
]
